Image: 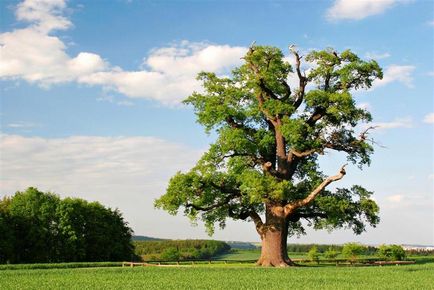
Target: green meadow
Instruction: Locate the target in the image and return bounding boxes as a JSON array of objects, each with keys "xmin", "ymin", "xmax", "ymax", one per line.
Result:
[{"xmin": 1, "ymin": 262, "xmax": 433, "ymax": 290}]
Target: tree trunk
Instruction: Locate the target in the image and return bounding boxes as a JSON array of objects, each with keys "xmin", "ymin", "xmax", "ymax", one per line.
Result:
[{"xmin": 256, "ymin": 204, "xmax": 294, "ymax": 267}]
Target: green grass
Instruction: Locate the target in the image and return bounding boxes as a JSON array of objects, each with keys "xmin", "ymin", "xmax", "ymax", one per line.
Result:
[
  {"xmin": 0, "ymin": 262, "xmax": 122, "ymax": 270},
  {"xmin": 1, "ymin": 262, "xmax": 433, "ymax": 289},
  {"xmin": 214, "ymin": 249, "xmax": 261, "ymax": 260}
]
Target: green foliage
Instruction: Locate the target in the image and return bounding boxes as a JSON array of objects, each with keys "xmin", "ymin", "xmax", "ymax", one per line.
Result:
[
  {"xmin": 134, "ymin": 240, "xmax": 231, "ymax": 261},
  {"xmin": 307, "ymin": 246, "xmax": 320, "ymax": 263},
  {"xmin": 0, "ymin": 187, "xmax": 135, "ymax": 264},
  {"xmin": 0, "ymin": 197, "xmax": 15, "ymax": 264},
  {"xmin": 312, "ymin": 186, "xmax": 380, "ymax": 235},
  {"xmin": 324, "ymin": 247, "xmax": 339, "ymax": 260},
  {"xmin": 342, "ymin": 243, "xmax": 366, "ymax": 262},
  {"xmin": 156, "ymin": 44, "xmax": 381, "ymax": 238},
  {"xmin": 378, "ymin": 245, "xmax": 406, "ymax": 261},
  {"xmin": 160, "ymin": 248, "xmax": 181, "ymax": 261}
]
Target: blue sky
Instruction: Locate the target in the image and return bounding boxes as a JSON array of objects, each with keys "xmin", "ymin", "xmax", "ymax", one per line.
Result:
[{"xmin": 1, "ymin": 0, "xmax": 433, "ymax": 245}]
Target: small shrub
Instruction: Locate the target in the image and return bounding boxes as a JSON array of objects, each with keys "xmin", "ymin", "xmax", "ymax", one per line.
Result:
[
  {"xmin": 324, "ymin": 247, "xmax": 339, "ymax": 260},
  {"xmin": 308, "ymin": 246, "xmax": 320, "ymax": 264},
  {"xmin": 342, "ymin": 243, "xmax": 366, "ymax": 263},
  {"xmin": 378, "ymin": 245, "xmax": 406, "ymax": 261}
]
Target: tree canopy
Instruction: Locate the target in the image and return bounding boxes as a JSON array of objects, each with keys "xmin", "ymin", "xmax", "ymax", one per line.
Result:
[
  {"xmin": 155, "ymin": 44, "xmax": 382, "ymax": 266},
  {"xmin": 0, "ymin": 187, "xmax": 135, "ymax": 263}
]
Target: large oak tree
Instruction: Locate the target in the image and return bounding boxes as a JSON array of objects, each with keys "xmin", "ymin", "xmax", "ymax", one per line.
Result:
[{"xmin": 155, "ymin": 45, "xmax": 382, "ymax": 267}]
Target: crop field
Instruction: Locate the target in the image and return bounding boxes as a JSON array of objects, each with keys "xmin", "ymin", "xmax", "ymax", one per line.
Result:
[{"xmin": 1, "ymin": 261, "xmax": 433, "ymax": 290}]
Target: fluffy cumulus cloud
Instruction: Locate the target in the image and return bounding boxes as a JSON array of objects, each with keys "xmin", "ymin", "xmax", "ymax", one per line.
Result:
[
  {"xmin": 16, "ymin": 0, "xmax": 72, "ymax": 32},
  {"xmin": 0, "ymin": 0, "xmax": 246, "ymax": 105},
  {"xmin": 372, "ymin": 65, "xmax": 415, "ymax": 89},
  {"xmin": 326, "ymin": 0, "xmax": 411, "ymax": 21},
  {"xmin": 79, "ymin": 42, "xmax": 246, "ymax": 105},
  {"xmin": 0, "ymin": 0, "xmax": 108, "ymax": 85},
  {"xmin": 0, "ymin": 134, "xmax": 203, "ymax": 234}
]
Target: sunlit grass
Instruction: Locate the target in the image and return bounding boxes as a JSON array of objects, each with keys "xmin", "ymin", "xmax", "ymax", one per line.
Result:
[{"xmin": 1, "ymin": 260, "xmax": 433, "ymax": 289}]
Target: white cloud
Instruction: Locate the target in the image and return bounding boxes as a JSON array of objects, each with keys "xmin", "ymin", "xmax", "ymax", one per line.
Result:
[
  {"xmin": 326, "ymin": 0, "xmax": 411, "ymax": 21},
  {"xmin": 368, "ymin": 117, "xmax": 413, "ymax": 130},
  {"xmin": 0, "ymin": 134, "xmax": 202, "ymax": 195},
  {"xmin": 79, "ymin": 42, "xmax": 246, "ymax": 105},
  {"xmin": 0, "ymin": 18, "xmax": 107, "ymax": 85},
  {"xmin": 423, "ymin": 113, "xmax": 434, "ymax": 124},
  {"xmin": 372, "ymin": 65, "xmax": 415, "ymax": 89},
  {"xmin": 365, "ymin": 52, "xmax": 391, "ymax": 60},
  {"xmin": 0, "ymin": 134, "xmax": 203, "ymax": 235},
  {"xmin": 16, "ymin": 0, "xmax": 72, "ymax": 33},
  {"xmin": 0, "ymin": 0, "xmax": 247, "ymax": 105}
]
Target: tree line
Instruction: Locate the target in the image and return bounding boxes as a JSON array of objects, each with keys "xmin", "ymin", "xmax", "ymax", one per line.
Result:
[
  {"xmin": 286, "ymin": 243, "xmax": 377, "ymax": 254},
  {"xmin": 307, "ymin": 243, "xmax": 407, "ymax": 262},
  {"xmin": 133, "ymin": 240, "xmax": 231, "ymax": 261},
  {"xmin": 0, "ymin": 187, "xmax": 135, "ymax": 263}
]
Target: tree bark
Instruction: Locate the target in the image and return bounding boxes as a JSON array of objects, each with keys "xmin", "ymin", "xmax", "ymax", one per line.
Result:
[{"xmin": 256, "ymin": 204, "xmax": 294, "ymax": 267}]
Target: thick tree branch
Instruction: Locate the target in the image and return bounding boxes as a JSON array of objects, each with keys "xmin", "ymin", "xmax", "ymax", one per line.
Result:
[
  {"xmin": 284, "ymin": 164, "xmax": 347, "ymax": 216},
  {"xmin": 306, "ymin": 107, "xmax": 326, "ymax": 127},
  {"xmin": 262, "ymin": 161, "xmax": 288, "ymax": 180},
  {"xmin": 288, "ymin": 148, "xmax": 319, "ymax": 159},
  {"xmin": 227, "ymin": 206, "xmax": 265, "ymax": 235},
  {"xmin": 280, "ymin": 80, "xmax": 292, "ymax": 101},
  {"xmin": 259, "ymin": 79, "xmax": 279, "ymax": 100},
  {"xmin": 250, "ymin": 211, "xmax": 265, "ymax": 235},
  {"xmin": 289, "ymin": 46, "xmax": 307, "ymax": 110},
  {"xmin": 274, "ymin": 121, "xmax": 288, "ymax": 176},
  {"xmin": 258, "ymin": 78, "xmax": 291, "ymax": 102}
]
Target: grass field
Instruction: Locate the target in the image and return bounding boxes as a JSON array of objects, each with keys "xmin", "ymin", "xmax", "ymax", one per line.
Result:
[{"xmin": 1, "ymin": 261, "xmax": 433, "ymax": 290}]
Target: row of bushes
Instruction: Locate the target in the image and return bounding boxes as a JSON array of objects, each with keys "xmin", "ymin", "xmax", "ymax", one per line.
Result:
[
  {"xmin": 134, "ymin": 240, "xmax": 231, "ymax": 261},
  {"xmin": 287, "ymin": 243, "xmax": 378, "ymax": 255},
  {"xmin": 307, "ymin": 243, "xmax": 407, "ymax": 262}
]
